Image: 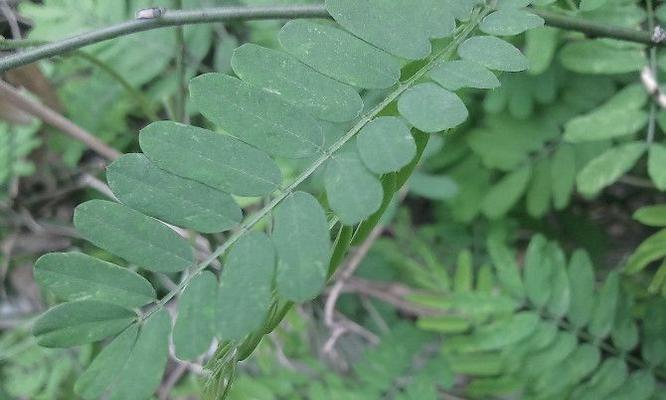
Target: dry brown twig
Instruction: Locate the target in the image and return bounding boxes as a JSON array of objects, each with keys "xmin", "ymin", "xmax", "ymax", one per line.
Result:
[
  {"xmin": 322, "ymin": 225, "xmax": 385, "ymax": 355},
  {"xmin": 0, "ymin": 80, "xmax": 121, "ymax": 160}
]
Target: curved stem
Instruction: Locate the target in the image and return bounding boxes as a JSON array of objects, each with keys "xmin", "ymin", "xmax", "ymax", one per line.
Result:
[
  {"xmin": 0, "ymin": 4, "xmax": 663, "ymax": 73},
  {"xmin": 0, "ymin": 5, "xmax": 329, "ymax": 72}
]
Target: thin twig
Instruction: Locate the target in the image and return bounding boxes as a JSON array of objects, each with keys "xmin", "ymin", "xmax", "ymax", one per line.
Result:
[
  {"xmin": 0, "ymin": 5, "xmax": 330, "ymax": 72},
  {"xmin": 0, "ymin": 5, "xmax": 664, "ymax": 73},
  {"xmin": 0, "ymin": 0, "xmax": 21, "ymax": 42},
  {"xmin": 0, "ymin": 80, "xmax": 121, "ymax": 160}
]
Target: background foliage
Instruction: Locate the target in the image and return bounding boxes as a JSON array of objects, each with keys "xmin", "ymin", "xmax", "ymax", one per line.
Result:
[{"xmin": 1, "ymin": 0, "xmax": 666, "ymax": 399}]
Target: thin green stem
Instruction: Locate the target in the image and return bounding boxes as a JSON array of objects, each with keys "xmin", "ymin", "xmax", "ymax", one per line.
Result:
[
  {"xmin": 646, "ymin": 0, "xmax": 658, "ymax": 146},
  {"xmin": 174, "ymin": 0, "xmax": 187, "ymax": 123},
  {"xmin": 0, "ymin": 5, "xmax": 329, "ymax": 72},
  {"xmin": 532, "ymin": 8, "xmax": 656, "ymax": 45},
  {"xmin": 142, "ymin": 8, "xmax": 487, "ymax": 321},
  {"xmin": 1, "ymin": 4, "xmax": 664, "ymax": 73}
]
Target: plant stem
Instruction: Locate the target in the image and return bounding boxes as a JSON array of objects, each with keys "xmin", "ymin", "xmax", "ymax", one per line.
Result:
[
  {"xmin": 0, "ymin": 5, "xmax": 329, "ymax": 72},
  {"xmin": 0, "ymin": 4, "xmax": 663, "ymax": 73},
  {"xmin": 532, "ymin": 9, "xmax": 655, "ymax": 45},
  {"xmin": 174, "ymin": 0, "xmax": 187, "ymax": 124}
]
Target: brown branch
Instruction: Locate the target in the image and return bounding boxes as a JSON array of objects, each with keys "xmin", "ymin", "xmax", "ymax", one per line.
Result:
[{"xmin": 0, "ymin": 80, "xmax": 121, "ymax": 160}]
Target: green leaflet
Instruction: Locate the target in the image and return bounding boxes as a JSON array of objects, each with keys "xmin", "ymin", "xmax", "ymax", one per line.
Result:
[
  {"xmin": 482, "ymin": 164, "xmax": 532, "ymax": 219},
  {"xmin": 446, "ymin": 0, "xmax": 481, "ymax": 19},
  {"xmin": 417, "ymin": 316, "xmax": 471, "ymax": 334},
  {"xmin": 564, "ymin": 108, "xmax": 648, "ymax": 142},
  {"xmin": 544, "ymin": 244, "xmax": 570, "ymax": 318},
  {"xmin": 560, "ymin": 40, "xmax": 646, "ymax": 74},
  {"xmin": 447, "ymin": 312, "xmax": 539, "ymax": 352},
  {"xmin": 458, "ymin": 36, "xmax": 529, "ymax": 72},
  {"xmin": 231, "ymin": 44, "xmax": 363, "ymax": 123},
  {"xmin": 535, "ymin": 344, "xmax": 600, "ymax": 396},
  {"xmin": 579, "ymin": 0, "xmax": 607, "ymax": 11},
  {"xmin": 218, "ymin": 232, "xmax": 275, "ymax": 341},
  {"xmin": 429, "ymin": 60, "xmax": 500, "ymax": 91},
  {"xmin": 480, "ymin": 9, "xmax": 544, "ymax": 36},
  {"xmin": 567, "ymin": 250, "xmax": 596, "ymax": 329},
  {"xmin": 107, "ymin": 153, "xmax": 242, "ymax": 233},
  {"xmin": 75, "ymin": 325, "xmax": 138, "ymax": 400},
  {"xmin": 625, "ymin": 229, "xmax": 666, "ymax": 274},
  {"xmin": 447, "ymin": 352, "xmax": 503, "ymax": 376},
  {"xmin": 588, "ymin": 271, "xmax": 619, "ymax": 339},
  {"xmin": 525, "ymin": 157, "xmax": 551, "ymax": 218},
  {"xmin": 74, "ymin": 200, "xmax": 194, "ymax": 273},
  {"xmin": 641, "ymin": 299, "xmax": 666, "ymax": 366},
  {"xmin": 326, "ymin": 0, "xmax": 436, "ymax": 60},
  {"xmin": 105, "ymin": 310, "xmax": 171, "ymax": 400},
  {"xmin": 486, "ymin": 237, "xmax": 525, "ymax": 300},
  {"xmin": 648, "ymin": 144, "xmax": 666, "ymax": 190},
  {"xmin": 173, "ymin": 271, "xmax": 218, "ymax": 360},
  {"xmin": 611, "ymin": 293, "xmax": 639, "ymax": 352},
  {"xmin": 523, "ymin": 235, "xmax": 552, "ymax": 309},
  {"xmin": 550, "ymin": 144, "xmax": 576, "ymax": 210},
  {"xmin": 454, "ymin": 250, "xmax": 473, "ymax": 292},
  {"xmin": 571, "ymin": 358, "xmax": 627, "ymax": 399},
  {"xmin": 190, "ymin": 73, "xmax": 324, "ymax": 158},
  {"xmin": 409, "ymin": 172, "xmax": 459, "ymax": 200},
  {"xmin": 398, "ymin": 83, "xmax": 468, "ymax": 133},
  {"xmin": 140, "ymin": 121, "xmax": 281, "ymax": 197},
  {"xmin": 278, "ymin": 20, "xmax": 400, "ymax": 89},
  {"xmin": 34, "ymin": 252, "xmax": 155, "ymax": 308},
  {"xmin": 525, "ymin": 27, "xmax": 559, "ymax": 75},
  {"xmin": 33, "ymin": 300, "xmax": 136, "ymax": 348},
  {"xmin": 356, "ymin": 117, "xmax": 417, "ymax": 174},
  {"xmin": 524, "ymin": 331, "xmax": 577, "ymax": 375},
  {"xmin": 576, "ymin": 142, "xmax": 646, "ymax": 196},
  {"xmin": 325, "ymin": 152, "xmax": 383, "ymax": 225},
  {"xmin": 605, "ymin": 370, "xmax": 655, "ymax": 400},
  {"xmin": 273, "ymin": 192, "xmax": 331, "ymax": 302},
  {"xmin": 633, "ymin": 204, "xmax": 666, "ymax": 227},
  {"xmin": 495, "ymin": 0, "xmax": 531, "ymax": 9}
]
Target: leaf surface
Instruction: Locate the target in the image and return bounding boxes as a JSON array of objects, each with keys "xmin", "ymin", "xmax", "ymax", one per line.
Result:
[
  {"xmin": 458, "ymin": 36, "xmax": 529, "ymax": 72},
  {"xmin": 357, "ymin": 117, "xmax": 417, "ymax": 174},
  {"xmin": 232, "ymin": 44, "xmax": 363, "ymax": 123},
  {"xmin": 108, "ymin": 153, "xmax": 242, "ymax": 233},
  {"xmin": 430, "ymin": 60, "xmax": 500, "ymax": 91},
  {"xmin": 173, "ymin": 271, "xmax": 218, "ymax": 360},
  {"xmin": 33, "ymin": 300, "xmax": 136, "ymax": 347},
  {"xmin": 325, "ymin": 152, "xmax": 383, "ymax": 224},
  {"xmin": 34, "ymin": 252, "xmax": 155, "ymax": 308},
  {"xmin": 279, "ymin": 20, "xmax": 400, "ymax": 89},
  {"xmin": 74, "ymin": 200, "xmax": 194, "ymax": 273},
  {"xmin": 398, "ymin": 83, "xmax": 468, "ymax": 133},
  {"xmin": 191, "ymin": 73, "xmax": 323, "ymax": 158},
  {"xmin": 140, "ymin": 121, "xmax": 281, "ymax": 197},
  {"xmin": 218, "ymin": 232, "xmax": 275, "ymax": 340},
  {"xmin": 273, "ymin": 192, "xmax": 331, "ymax": 302}
]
